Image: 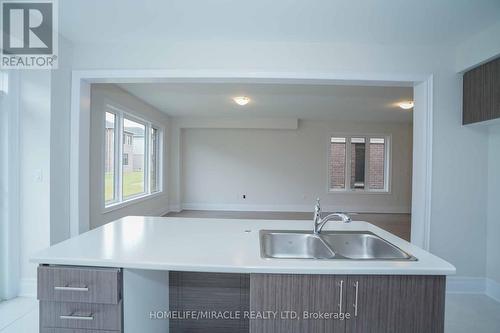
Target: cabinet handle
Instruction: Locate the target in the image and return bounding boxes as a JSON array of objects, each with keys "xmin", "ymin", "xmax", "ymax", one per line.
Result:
[
  {"xmin": 54, "ymin": 285, "xmax": 89, "ymax": 292},
  {"xmin": 338, "ymin": 280, "xmax": 344, "ymax": 314},
  {"xmin": 353, "ymin": 281, "xmax": 359, "ymax": 317},
  {"xmin": 60, "ymin": 313, "xmax": 94, "ymax": 321}
]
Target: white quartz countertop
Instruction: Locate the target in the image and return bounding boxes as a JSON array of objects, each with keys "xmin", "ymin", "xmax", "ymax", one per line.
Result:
[{"xmin": 31, "ymin": 216, "xmax": 456, "ymax": 275}]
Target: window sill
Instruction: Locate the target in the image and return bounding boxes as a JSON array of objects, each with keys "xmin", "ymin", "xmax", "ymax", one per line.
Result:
[
  {"xmin": 328, "ymin": 189, "xmax": 391, "ymax": 195},
  {"xmin": 103, "ymin": 191, "xmax": 164, "ymax": 213}
]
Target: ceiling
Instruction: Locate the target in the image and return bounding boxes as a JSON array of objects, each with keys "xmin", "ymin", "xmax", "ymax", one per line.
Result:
[
  {"xmin": 115, "ymin": 83, "xmax": 413, "ymax": 123},
  {"xmin": 59, "ymin": 0, "xmax": 500, "ymax": 46}
]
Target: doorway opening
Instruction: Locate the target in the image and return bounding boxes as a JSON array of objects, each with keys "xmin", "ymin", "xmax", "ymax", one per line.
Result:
[{"xmin": 70, "ymin": 71, "xmax": 432, "ymax": 250}]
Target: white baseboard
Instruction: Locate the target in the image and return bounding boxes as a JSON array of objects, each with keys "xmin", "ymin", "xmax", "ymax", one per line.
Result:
[
  {"xmin": 446, "ymin": 276, "xmax": 486, "ymax": 294},
  {"xmin": 19, "ymin": 278, "xmax": 36, "ymax": 298},
  {"xmin": 181, "ymin": 203, "xmax": 410, "ymax": 214},
  {"xmin": 151, "ymin": 207, "xmax": 171, "ymax": 217},
  {"xmin": 447, "ymin": 276, "xmax": 500, "ymax": 302},
  {"xmin": 168, "ymin": 204, "xmax": 181, "ymax": 213},
  {"xmin": 486, "ymin": 278, "xmax": 500, "ymax": 303}
]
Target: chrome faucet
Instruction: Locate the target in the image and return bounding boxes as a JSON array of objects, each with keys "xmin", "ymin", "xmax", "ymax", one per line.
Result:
[{"xmin": 313, "ymin": 198, "xmax": 351, "ymax": 234}]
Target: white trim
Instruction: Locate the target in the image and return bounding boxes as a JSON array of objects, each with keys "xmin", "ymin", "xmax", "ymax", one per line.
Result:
[
  {"xmin": 0, "ymin": 71, "xmax": 21, "ymax": 299},
  {"xmin": 446, "ymin": 276, "xmax": 500, "ymax": 303},
  {"xmin": 0, "ymin": 71, "xmax": 8, "ymax": 94},
  {"xmin": 169, "ymin": 204, "xmax": 182, "ymax": 213},
  {"xmin": 99, "ymin": 100, "xmax": 166, "ymax": 212},
  {"xmin": 103, "ymin": 191, "xmax": 164, "ymax": 214},
  {"xmin": 181, "ymin": 203, "xmax": 410, "ymax": 214},
  {"xmin": 486, "ymin": 278, "xmax": 500, "ymax": 303},
  {"xmin": 446, "ymin": 276, "xmax": 486, "ymax": 294},
  {"xmin": 18, "ymin": 278, "xmax": 36, "ymax": 298},
  {"xmin": 411, "ymin": 78, "xmax": 433, "ymax": 250},
  {"xmin": 70, "ymin": 76, "xmax": 90, "ymax": 236},
  {"xmin": 70, "ymin": 70, "xmax": 433, "ymax": 250},
  {"xmin": 153, "ymin": 207, "xmax": 172, "ymax": 217},
  {"xmin": 327, "ymin": 133, "xmax": 392, "ymax": 193}
]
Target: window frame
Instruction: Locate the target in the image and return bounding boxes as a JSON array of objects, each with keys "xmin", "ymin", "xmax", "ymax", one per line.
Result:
[
  {"xmin": 102, "ymin": 103, "xmax": 164, "ymax": 212},
  {"xmin": 327, "ymin": 133, "xmax": 392, "ymax": 194}
]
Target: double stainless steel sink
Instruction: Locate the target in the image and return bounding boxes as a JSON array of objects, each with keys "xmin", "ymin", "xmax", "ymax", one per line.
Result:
[{"xmin": 260, "ymin": 230, "xmax": 416, "ymax": 261}]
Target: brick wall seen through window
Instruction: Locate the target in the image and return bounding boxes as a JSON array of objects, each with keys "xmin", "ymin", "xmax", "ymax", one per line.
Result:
[{"xmin": 329, "ymin": 136, "xmax": 388, "ymax": 192}]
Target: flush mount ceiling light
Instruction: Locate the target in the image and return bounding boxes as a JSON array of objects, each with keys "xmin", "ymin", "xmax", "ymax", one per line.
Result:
[
  {"xmin": 398, "ymin": 101, "xmax": 414, "ymax": 110},
  {"xmin": 233, "ymin": 96, "xmax": 251, "ymax": 106}
]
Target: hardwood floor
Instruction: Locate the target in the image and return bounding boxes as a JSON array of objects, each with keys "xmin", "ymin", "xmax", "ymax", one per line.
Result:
[{"xmin": 164, "ymin": 210, "xmax": 411, "ymax": 241}]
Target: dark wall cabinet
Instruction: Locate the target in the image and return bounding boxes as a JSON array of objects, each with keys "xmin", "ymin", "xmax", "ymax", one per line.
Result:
[
  {"xmin": 250, "ymin": 274, "xmax": 445, "ymax": 333},
  {"xmin": 463, "ymin": 56, "xmax": 500, "ymax": 124}
]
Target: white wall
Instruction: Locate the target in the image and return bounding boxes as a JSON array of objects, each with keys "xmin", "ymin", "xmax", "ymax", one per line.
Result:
[
  {"xmin": 0, "ymin": 71, "xmax": 20, "ymax": 299},
  {"xmin": 487, "ymin": 124, "xmax": 500, "ymax": 285},
  {"xmin": 0, "ymin": 74, "xmax": 8, "ymax": 299},
  {"xmin": 181, "ymin": 120, "xmax": 412, "ymax": 213},
  {"xmin": 89, "ymin": 84, "xmax": 170, "ymax": 229},
  {"xmin": 455, "ymin": 20, "xmax": 500, "ymax": 72},
  {"xmin": 50, "ymin": 36, "xmax": 74, "ymax": 244},
  {"xmin": 18, "ymin": 71, "xmax": 52, "ymax": 296},
  {"xmin": 64, "ymin": 39, "xmax": 490, "ymax": 278}
]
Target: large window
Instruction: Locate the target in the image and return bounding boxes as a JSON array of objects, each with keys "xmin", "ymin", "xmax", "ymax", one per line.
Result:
[
  {"xmin": 104, "ymin": 107, "xmax": 162, "ymax": 208},
  {"xmin": 329, "ymin": 135, "xmax": 390, "ymax": 192}
]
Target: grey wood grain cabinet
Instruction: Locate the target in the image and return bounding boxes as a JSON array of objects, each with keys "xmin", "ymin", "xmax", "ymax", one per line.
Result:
[
  {"xmin": 250, "ymin": 274, "xmax": 347, "ymax": 332},
  {"xmin": 38, "ymin": 265, "xmax": 123, "ymax": 333},
  {"xmin": 169, "ymin": 271, "xmax": 250, "ymax": 333},
  {"xmin": 249, "ymin": 274, "xmax": 445, "ymax": 333},
  {"xmin": 463, "ymin": 56, "xmax": 500, "ymax": 124},
  {"xmin": 345, "ymin": 275, "xmax": 445, "ymax": 333}
]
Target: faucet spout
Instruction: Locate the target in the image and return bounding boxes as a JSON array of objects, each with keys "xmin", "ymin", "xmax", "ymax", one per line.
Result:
[{"xmin": 312, "ymin": 199, "xmax": 351, "ymax": 234}]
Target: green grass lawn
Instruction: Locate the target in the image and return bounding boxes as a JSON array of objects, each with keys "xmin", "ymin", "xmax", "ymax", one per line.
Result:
[{"xmin": 105, "ymin": 171, "xmax": 145, "ymax": 201}]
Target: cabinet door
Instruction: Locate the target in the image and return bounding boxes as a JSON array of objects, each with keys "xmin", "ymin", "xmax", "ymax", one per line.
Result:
[
  {"xmin": 463, "ymin": 56, "xmax": 500, "ymax": 124},
  {"xmin": 169, "ymin": 272, "xmax": 250, "ymax": 333},
  {"xmin": 345, "ymin": 275, "xmax": 445, "ymax": 333},
  {"xmin": 250, "ymin": 274, "xmax": 347, "ymax": 333}
]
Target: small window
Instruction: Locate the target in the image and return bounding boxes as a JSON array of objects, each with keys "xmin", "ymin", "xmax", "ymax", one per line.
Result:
[
  {"xmin": 150, "ymin": 127, "xmax": 160, "ymax": 193},
  {"xmin": 350, "ymin": 137, "xmax": 366, "ymax": 190},
  {"xmin": 329, "ymin": 137, "xmax": 346, "ymax": 189},
  {"xmin": 329, "ymin": 135, "xmax": 389, "ymax": 192},
  {"xmin": 104, "ymin": 107, "xmax": 164, "ymax": 209},
  {"xmin": 368, "ymin": 138, "xmax": 386, "ymax": 190},
  {"xmin": 122, "ymin": 118, "xmax": 145, "ymax": 199},
  {"xmin": 104, "ymin": 112, "xmax": 116, "ymax": 204}
]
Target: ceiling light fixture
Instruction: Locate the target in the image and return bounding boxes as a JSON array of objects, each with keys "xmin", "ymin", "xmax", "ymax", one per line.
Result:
[
  {"xmin": 233, "ymin": 96, "xmax": 251, "ymax": 106},
  {"xmin": 398, "ymin": 101, "xmax": 414, "ymax": 110}
]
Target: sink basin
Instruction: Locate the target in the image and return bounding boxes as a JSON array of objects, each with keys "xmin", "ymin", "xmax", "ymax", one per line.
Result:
[
  {"xmin": 260, "ymin": 232, "xmax": 335, "ymax": 259},
  {"xmin": 260, "ymin": 230, "xmax": 416, "ymax": 261}
]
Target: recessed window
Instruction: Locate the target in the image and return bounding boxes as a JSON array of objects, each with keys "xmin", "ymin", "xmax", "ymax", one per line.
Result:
[
  {"xmin": 122, "ymin": 118, "xmax": 146, "ymax": 199},
  {"xmin": 150, "ymin": 127, "xmax": 160, "ymax": 193},
  {"xmin": 104, "ymin": 112, "xmax": 116, "ymax": 204},
  {"xmin": 329, "ymin": 135, "xmax": 390, "ymax": 192},
  {"xmin": 330, "ymin": 137, "xmax": 346, "ymax": 189},
  {"xmin": 104, "ymin": 107, "xmax": 163, "ymax": 208}
]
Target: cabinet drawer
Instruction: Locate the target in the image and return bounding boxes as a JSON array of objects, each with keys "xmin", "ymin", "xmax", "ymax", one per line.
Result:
[
  {"xmin": 40, "ymin": 300, "xmax": 122, "ymax": 331},
  {"xmin": 38, "ymin": 266, "xmax": 121, "ymax": 304},
  {"xmin": 41, "ymin": 329, "xmax": 118, "ymax": 333}
]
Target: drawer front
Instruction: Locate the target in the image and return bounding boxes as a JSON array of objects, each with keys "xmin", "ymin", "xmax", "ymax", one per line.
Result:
[
  {"xmin": 40, "ymin": 301, "xmax": 122, "ymax": 331},
  {"xmin": 41, "ymin": 329, "xmax": 119, "ymax": 333},
  {"xmin": 38, "ymin": 266, "xmax": 121, "ymax": 304}
]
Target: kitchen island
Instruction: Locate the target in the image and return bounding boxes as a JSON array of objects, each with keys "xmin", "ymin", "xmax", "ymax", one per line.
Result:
[{"xmin": 32, "ymin": 216, "xmax": 455, "ymax": 333}]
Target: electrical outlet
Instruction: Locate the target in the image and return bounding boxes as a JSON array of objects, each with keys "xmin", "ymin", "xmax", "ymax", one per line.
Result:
[{"xmin": 33, "ymin": 169, "xmax": 43, "ymax": 183}]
